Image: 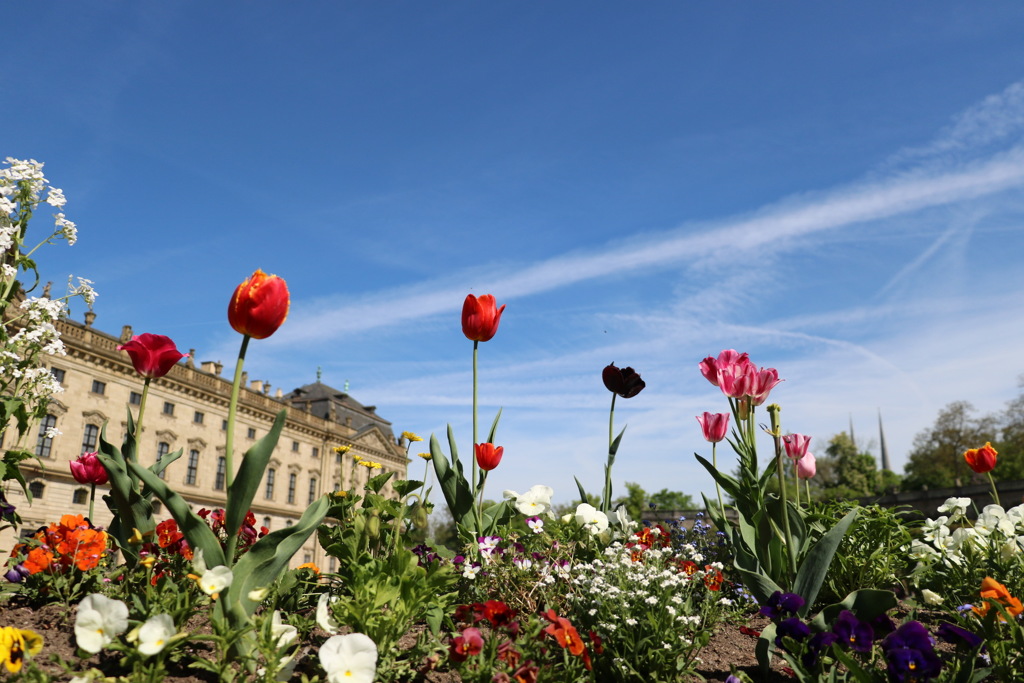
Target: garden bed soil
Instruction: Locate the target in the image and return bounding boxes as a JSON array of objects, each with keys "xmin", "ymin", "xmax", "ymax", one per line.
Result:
[{"xmin": 4, "ymin": 597, "xmax": 792, "ymax": 682}]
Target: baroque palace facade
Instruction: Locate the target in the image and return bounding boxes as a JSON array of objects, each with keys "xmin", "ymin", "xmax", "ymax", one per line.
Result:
[{"xmin": 2, "ymin": 312, "xmax": 410, "ymax": 570}]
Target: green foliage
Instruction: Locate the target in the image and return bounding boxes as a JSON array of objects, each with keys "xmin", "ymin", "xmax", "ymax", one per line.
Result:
[
  {"xmin": 903, "ymin": 401, "xmax": 998, "ymax": 490},
  {"xmin": 814, "ymin": 432, "xmax": 885, "ymax": 500},
  {"xmin": 811, "ymin": 501, "xmax": 916, "ymax": 605}
]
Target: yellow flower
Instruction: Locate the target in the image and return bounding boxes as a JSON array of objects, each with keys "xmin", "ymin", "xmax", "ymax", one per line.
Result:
[
  {"xmin": 418, "ymin": 452, "xmax": 433, "ymax": 461},
  {"xmin": 333, "ymin": 445, "xmax": 351, "ymax": 454},
  {"xmin": 140, "ymin": 555, "xmax": 157, "ymax": 569},
  {"xmin": 297, "ymin": 562, "xmax": 321, "ymax": 574},
  {"xmin": 352, "ymin": 454, "xmax": 363, "ymax": 463},
  {"xmin": 402, "ymin": 431, "xmax": 423, "ymax": 442},
  {"xmin": 330, "ymin": 490, "xmax": 348, "ymax": 499},
  {"xmin": 0, "ymin": 626, "xmax": 43, "ymax": 674}
]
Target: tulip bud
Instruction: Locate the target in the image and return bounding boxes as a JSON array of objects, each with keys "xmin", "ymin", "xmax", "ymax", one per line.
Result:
[
  {"xmin": 366, "ymin": 511, "xmax": 381, "ymax": 540},
  {"xmin": 70, "ymin": 452, "xmax": 109, "ymax": 485},
  {"xmin": 461, "ymin": 294, "xmax": 504, "ymax": 342},
  {"xmin": 796, "ymin": 452, "xmax": 817, "ymax": 480},
  {"xmin": 117, "ymin": 333, "xmax": 187, "ymax": 379},
  {"xmin": 474, "ymin": 443, "xmax": 504, "ymax": 471},
  {"xmin": 782, "ymin": 434, "xmax": 812, "ymax": 461},
  {"xmin": 964, "ymin": 442, "xmax": 998, "ymax": 474},
  {"xmin": 228, "ymin": 270, "xmax": 290, "ymax": 339},
  {"xmin": 696, "ymin": 412, "xmax": 730, "ymax": 443}
]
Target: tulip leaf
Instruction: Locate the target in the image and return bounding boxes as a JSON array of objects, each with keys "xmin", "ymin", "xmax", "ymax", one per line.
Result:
[
  {"xmin": 574, "ymin": 477, "xmax": 591, "ymax": 506},
  {"xmin": 224, "ymin": 494, "xmax": 330, "ymax": 622},
  {"xmin": 486, "ymin": 408, "xmax": 502, "ymax": 443},
  {"xmin": 792, "ymin": 509, "xmax": 857, "ymax": 616},
  {"xmin": 97, "ymin": 421, "xmax": 156, "ymax": 564},
  {"xmin": 755, "ymin": 623, "xmax": 777, "ymax": 674},
  {"xmin": 226, "ymin": 409, "xmax": 287, "ymax": 542},
  {"xmin": 129, "ymin": 458, "xmax": 226, "ymax": 568},
  {"xmin": 430, "ymin": 431, "xmax": 476, "ymax": 529},
  {"xmin": 393, "ymin": 480, "xmax": 423, "ymax": 498}
]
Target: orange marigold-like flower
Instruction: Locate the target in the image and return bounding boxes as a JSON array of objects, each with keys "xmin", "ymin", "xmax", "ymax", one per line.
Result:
[
  {"xmin": 296, "ymin": 562, "xmax": 320, "ymax": 574},
  {"xmin": 974, "ymin": 577, "xmax": 1023, "ymax": 620},
  {"xmin": 23, "ymin": 547, "xmax": 54, "ymax": 575}
]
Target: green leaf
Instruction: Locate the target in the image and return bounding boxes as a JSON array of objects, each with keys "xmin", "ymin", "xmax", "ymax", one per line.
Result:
[
  {"xmin": 430, "ymin": 431, "xmax": 477, "ymax": 528},
  {"xmin": 392, "ymin": 480, "xmax": 423, "ymax": 498},
  {"xmin": 226, "ymin": 410, "xmax": 287, "ymax": 541},
  {"xmin": 129, "ymin": 459, "xmax": 226, "ymax": 567},
  {"xmin": 792, "ymin": 509, "xmax": 857, "ymax": 616},
  {"xmin": 486, "ymin": 408, "xmax": 502, "ymax": 443},
  {"xmin": 810, "ymin": 589, "xmax": 898, "ymax": 632},
  {"xmin": 694, "ymin": 454, "xmax": 743, "ymax": 500},
  {"xmin": 755, "ymin": 623, "xmax": 776, "ymax": 673}
]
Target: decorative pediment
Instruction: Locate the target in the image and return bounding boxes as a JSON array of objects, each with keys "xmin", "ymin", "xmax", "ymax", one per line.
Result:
[
  {"xmin": 155, "ymin": 429, "xmax": 178, "ymax": 444},
  {"xmin": 46, "ymin": 399, "xmax": 68, "ymax": 417},
  {"xmin": 82, "ymin": 409, "xmax": 109, "ymax": 424},
  {"xmin": 187, "ymin": 437, "xmax": 207, "ymax": 449}
]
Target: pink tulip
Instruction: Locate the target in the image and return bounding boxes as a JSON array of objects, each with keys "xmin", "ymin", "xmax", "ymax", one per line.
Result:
[
  {"xmin": 698, "ymin": 350, "xmax": 749, "ymax": 388},
  {"xmin": 117, "ymin": 333, "xmax": 187, "ymax": 379},
  {"xmin": 796, "ymin": 452, "xmax": 817, "ymax": 479},
  {"xmin": 748, "ymin": 366, "xmax": 783, "ymax": 406},
  {"xmin": 70, "ymin": 451, "xmax": 108, "ymax": 485},
  {"xmin": 696, "ymin": 412, "xmax": 730, "ymax": 443},
  {"xmin": 782, "ymin": 433, "xmax": 812, "ymax": 460}
]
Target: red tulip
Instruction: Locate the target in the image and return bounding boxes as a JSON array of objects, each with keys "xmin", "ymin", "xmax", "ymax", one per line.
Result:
[
  {"xmin": 964, "ymin": 442, "xmax": 998, "ymax": 474},
  {"xmin": 475, "ymin": 442, "xmax": 504, "ymax": 471},
  {"xmin": 228, "ymin": 270, "xmax": 290, "ymax": 339},
  {"xmin": 782, "ymin": 433, "xmax": 812, "ymax": 460},
  {"xmin": 696, "ymin": 412, "xmax": 730, "ymax": 443},
  {"xmin": 461, "ymin": 294, "xmax": 505, "ymax": 342},
  {"xmin": 70, "ymin": 451, "xmax": 108, "ymax": 485},
  {"xmin": 602, "ymin": 363, "xmax": 646, "ymax": 399},
  {"xmin": 796, "ymin": 452, "xmax": 816, "ymax": 480},
  {"xmin": 117, "ymin": 333, "xmax": 187, "ymax": 379}
]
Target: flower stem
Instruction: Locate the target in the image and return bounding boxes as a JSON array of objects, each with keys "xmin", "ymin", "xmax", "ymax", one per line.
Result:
[
  {"xmin": 471, "ymin": 341, "xmax": 479, "ymax": 492},
  {"xmin": 712, "ymin": 441, "xmax": 724, "ymax": 517},
  {"xmin": 987, "ymin": 471, "xmax": 1001, "ymax": 507},
  {"xmin": 604, "ymin": 393, "xmax": 617, "ymax": 513},
  {"xmin": 769, "ymin": 406, "xmax": 797, "ymax": 581},
  {"xmin": 134, "ymin": 378, "xmax": 152, "ymax": 464},
  {"xmin": 88, "ymin": 482, "xmax": 96, "ymax": 523},
  {"xmin": 225, "ymin": 335, "xmax": 251, "ymax": 491},
  {"xmin": 794, "ymin": 459, "xmax": 801, "ymax": 508}
]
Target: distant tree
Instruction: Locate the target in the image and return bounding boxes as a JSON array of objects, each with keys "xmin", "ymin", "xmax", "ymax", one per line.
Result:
[
  {"xmin": 994, "ymin": 377, "xmax": 1024, "ymax": 480},
  {"xmin": 814, "ymin": 432, "xmax": 882, "ymax": 500},
  {"xmin": 613, "ymin": 482, "xmax": 647, "ymax": 522},
  {"xmin": 903, "ymin": 401, "xmax": 998, "ymax": 490},
  {"xmin": 648, "ymin": 488, "xmax": 695, "ymax": 513}
]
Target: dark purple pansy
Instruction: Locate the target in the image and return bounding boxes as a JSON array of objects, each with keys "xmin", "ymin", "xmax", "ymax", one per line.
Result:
[
  {"xmin": 760, "ymin": 591, "xmax": 806, "ymax": 620},
  {"xmin": 833, "ymin": 610, "xmax": 874, "ymax": 653},
  {"xmin": 936, "ymin": 622, "xmax": 984, "ymax": 650},
  {"xmin": 775, "ymin": 617, "xmax": 812, "ymax": 650},
  {"xmin": 802, "ymin": 631, "xmax": 840, "ymax": 669},
  {"xmin": 882, "ymin": 621, "xmax": 942, "ymax": 682}
]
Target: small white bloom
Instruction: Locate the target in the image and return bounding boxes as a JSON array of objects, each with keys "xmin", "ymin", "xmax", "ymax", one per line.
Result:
[
  {"xmin": 526, "ymin": 516, "xmax": 545, "ymax": 534},
  {"xmin": 247, "ymin": 587, "xmax": 270, "ymax": 602},
  {"xmin": 271, "ymin": 611, "xmax": 298, "ymax": 649},
  {"xmin": 320, "ymin": 633, "xmax": 378, "ymax": 683},
  {"xmin": 136, "ymin": 614, "xmax": 176, "ymax": 656},
  {"xmin": 920, "ymin": 589, "xmax": 944, "ymax": 606},
  {"xmin": 195, "ymin": 565, "xmax": 233, "ymax": 598},
  {"xmin": 75, "ymin": 594, "xmax": 129, "ymax": 654},
  {"xmin": 317, "ymin": 593, "xmax": 341, "ymax": 634},
  {"xmin": 575, "ymin": 503, "xmax": 609, "ymax": 534},
  {"xmin": 504, "ymin": 484, "xmax": 555, "ymax": 517},
  {"xmin": 462, "ymin": 563, "xmax": 481, "ymax": 579}
]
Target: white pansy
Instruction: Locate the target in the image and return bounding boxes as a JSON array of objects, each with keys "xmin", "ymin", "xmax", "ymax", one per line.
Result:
[
  {"xmin": 195, "ymin": 565, "xmax": 233, "ymax": 598},
  {"xmin": 271, "ymin": 611, "xmax": 298, "ymax": 649},
  {"xmin": 317, "ymin": 593, "xmax": 341, "ymax": 634},
  {"xmin": 936, "ymin": 497, "xmax": 972, "ymax": 519},
  {"xmin": 575, "ymin": 503, "xmax": 610, "ymax": 534},
  {"xmin": 504, "ymin": 485, "xmax": 554, "ymax": 517},
  {"xmin": 75, "ymin": 594, "xmax": 129, "ymax": 654},
  {"xmin": 136, "ymin": 614, "xmax": 176, "ymax": 656},
  {"xmin": 320, "ymin": 633, "xmax": 378, "ymax": 683},
  {"xmin": 920, "ymin": 589, "xmax": 944, "ymax": 606}
]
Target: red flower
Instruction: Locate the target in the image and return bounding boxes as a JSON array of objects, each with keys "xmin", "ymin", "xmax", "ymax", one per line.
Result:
[
  {"xmin": 602, "ymin": 363, "xmax": 646, "ymax": 398},
  {"xmin": 703, "ymin": 566, "xmax": 724, "ymax": 591},
  {"xmin": 481, "ymin": 600, "xmax": 517, "ymax": 628},
  {"xmin": 117, "ymin": 333, "xmax": 187, "ymax": 379},
  {"xmin": 449, "ymin": 627, "xmax": 484, "ymax": 662},
  {"xmin": 542, "ymin": 610, "xmax": 585, "ymax": 656},
  {"xmin": 69, "ymin": 451, "xmax": 108, "ymax": 485},
  {"xmin": 696, "ymin": 412, "xmax": 730, "ymax": 443},
  {"xmin": 461, "ymin": 294, "xmax": 505, "ymax": 342},
  {"xmin": 475, "ymin": 443, "xmax": 504, "ymax": 471},
  {"xmin": 964, "ymin": 442, "xmax": 998, "ymax": 474},
  {"xmin": 228, "ymin": 270, "xmax": 290, "ymax": 339}
]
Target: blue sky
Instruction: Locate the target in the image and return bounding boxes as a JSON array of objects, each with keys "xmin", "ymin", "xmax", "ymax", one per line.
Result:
[{"xmin": 7, "ymin": 3, "xmax": 1024, "ymax": 504}]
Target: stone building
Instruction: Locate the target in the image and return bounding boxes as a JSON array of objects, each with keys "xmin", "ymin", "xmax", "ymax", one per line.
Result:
[{"xmin": 2, "ymin": 313, "xmax": 409, "ymax": 570}]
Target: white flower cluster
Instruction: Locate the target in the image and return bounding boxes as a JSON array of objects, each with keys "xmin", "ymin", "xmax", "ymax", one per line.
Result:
[
  {"xmin": 565, "ymin": 541, "xmax": 725, "ymax": 676},
  {"xmin": 910, "ymin": 497, "xmax": 1024, "ymax": 582}
]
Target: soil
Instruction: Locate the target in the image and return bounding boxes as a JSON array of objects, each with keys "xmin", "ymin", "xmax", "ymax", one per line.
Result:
[{"xmin": 4, "ymin": 597, "xmax": 792, "ymax": 682}]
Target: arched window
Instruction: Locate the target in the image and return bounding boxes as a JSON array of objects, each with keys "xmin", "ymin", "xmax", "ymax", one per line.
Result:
[
  {"xmin": 287, "ymin": 473, "xmax": 297, "ymax": 504},
  {"xmin": 265, "ymin": 468, "xmax": 276, "ymax": 500},
  {"xmin": 215, "ymin": 457, "xmax": 226, "ymax": 491},
  {"xmin": 35, "ymin": 414, "xmax": 57, "ymax": 457},
  {"xmin": 81, "ymin": 424, "xmax": 99, "ymax": 454},
  {"xmin": 156, "ymin": 442, "xmax": 170, "ymax": 479},
  {"xmin": 186, "ymin": 450, "xmax": 200, "ymax": 485},
  {"xmin": 72, "ymin": 488, "xmax": 88, "ymax": 505}
]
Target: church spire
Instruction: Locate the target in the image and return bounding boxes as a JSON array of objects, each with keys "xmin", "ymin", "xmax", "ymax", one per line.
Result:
[{"xmin": 878, "ymin": 409, "xmax": 890, "ymax": 472}]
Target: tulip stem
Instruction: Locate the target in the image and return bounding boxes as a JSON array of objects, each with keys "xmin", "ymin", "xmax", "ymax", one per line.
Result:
[
  {"xmin": 712, "ymin": 442, "xmax": 724, "ymax": 517},
  {"xmin": 794, "ymin": 460, "xmax": 801, "ymax": 508},
  {"xmin": 225, "ymin": 335, "xmax": 250, "ymax": 493},
  {"xmin": 603, "ymin": 393, "xmax": 617, "ymax": 514},
  {"xmin": 987, "ymin": 471, "xmax": 1001, "ymax": 507},
  {"xmin": 772, "ymin": 427, "xmax": 797, "ymax": 582},
  {"xmin": 471, "ymin": 340, "xmax": 479, "ymax": 521},
  {"xmin": 477, "ymin": 470, "xmax": 489, "ymax": 534},
  {"xmin": 88, "ymin": 482, "xmax": 96, "ymax": 523},
  {"xmin": 133, "ymin": 378, "xmax": 152, "ymax": 464}
]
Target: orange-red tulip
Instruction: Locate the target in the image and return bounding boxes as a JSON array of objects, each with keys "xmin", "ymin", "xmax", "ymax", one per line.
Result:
[
  {"xmin": 462, "ymin": 294, "xmax": 504, "ymax": 342},
  {"xmin": 964, "ymin": 442, "xmax": 998, "ymax": 474},
  {"xmin": 474, "ymin": 442, "xmax": 504, "ymax": 471},
  {"xmin": 228, "ymin": 270, "xmax": 290, "ymax": 339}
]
